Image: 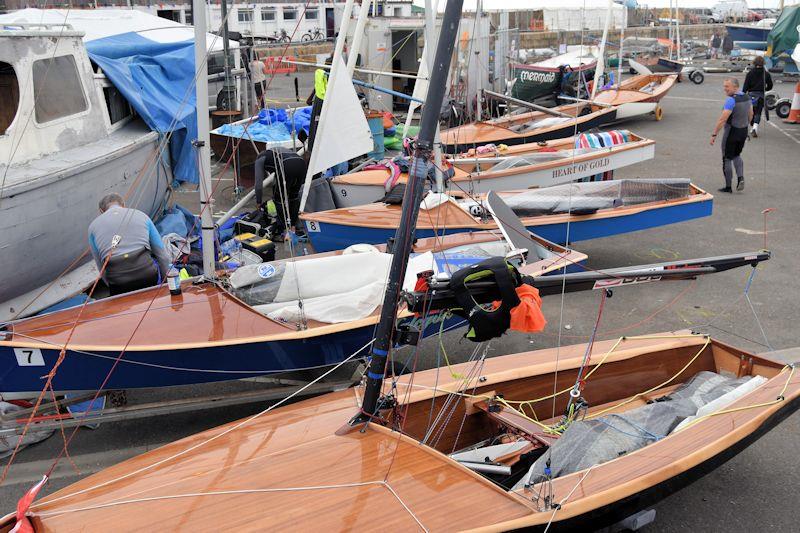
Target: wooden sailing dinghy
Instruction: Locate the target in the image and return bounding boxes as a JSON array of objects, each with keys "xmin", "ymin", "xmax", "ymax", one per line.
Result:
[
  {"xmin": 7, "ymin": 333, "xmax": 797, "ymax": 531},
  {"xmin": 0, "ymin": 232, "xmax": 581, "ymax": 394},
  {"xmin": 594, "ymin": 73, "xmax": 679, "ymax": 121},
  {"xmin": 302, "ymin": 180, "xmax": 713, "ymax": 253},
  {"xmin": 440, "ymin": 73, "xmax": 677, "ymax": 155},
  {"xmin": 439, "ymin": 102, "xmax": 617, "ymax": 154},
  {"xmin": 327, "ymin": 131, "xmax": 655, "ymax": 208}
]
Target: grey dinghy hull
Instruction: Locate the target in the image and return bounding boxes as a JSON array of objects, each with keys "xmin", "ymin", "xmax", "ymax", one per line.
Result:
[{"xmin": 0, "ymin": 122, "xmax": 170, "ymax": 322}]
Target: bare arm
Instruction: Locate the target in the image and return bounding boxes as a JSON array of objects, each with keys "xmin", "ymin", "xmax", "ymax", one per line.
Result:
[{"xmin": 710, "ymin": 109, "xmax": 731, "ymax": 145}]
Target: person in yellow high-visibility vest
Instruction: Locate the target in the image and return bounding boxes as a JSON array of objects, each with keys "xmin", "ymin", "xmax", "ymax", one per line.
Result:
[{"xmin": 305, "ymin": 55, "xmax": 332, "ymax": 157}]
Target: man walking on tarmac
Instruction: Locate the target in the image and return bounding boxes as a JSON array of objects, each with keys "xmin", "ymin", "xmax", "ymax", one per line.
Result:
[{"xmin": 710, "ymin": 78, "xmax": 752, "ymax": 194}]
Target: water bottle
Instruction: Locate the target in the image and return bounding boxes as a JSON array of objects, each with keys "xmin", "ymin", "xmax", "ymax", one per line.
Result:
[{"xmin": 167, "ymin": 266, "xmax": 181, "ymax": 296}]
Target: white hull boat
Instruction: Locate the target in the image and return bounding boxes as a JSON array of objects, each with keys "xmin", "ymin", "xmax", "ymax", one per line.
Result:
[{"xmin": 0, "ymin": 25, "xmax": 171, "ymax": 322}]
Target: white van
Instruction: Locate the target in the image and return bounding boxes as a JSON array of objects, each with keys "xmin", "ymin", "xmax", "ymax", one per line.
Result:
[{"xmin": 712, "ymin": 1, "xmax": 750, "ymax": 22}]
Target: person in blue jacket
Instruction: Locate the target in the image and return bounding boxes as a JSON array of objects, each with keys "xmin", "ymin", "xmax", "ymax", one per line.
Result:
[{"xmin": 88, "ymin": 193, "xmax": 171, "ymax": 295}]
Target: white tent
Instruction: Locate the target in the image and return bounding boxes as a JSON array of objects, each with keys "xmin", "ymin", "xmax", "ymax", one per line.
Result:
[{"xmin": 0, "ymin": 8, "xmax": 237, "ymax": 52}]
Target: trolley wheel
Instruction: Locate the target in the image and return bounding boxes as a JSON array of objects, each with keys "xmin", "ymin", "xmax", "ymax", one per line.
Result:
[
  {"xmin": 654, "ymin": 105, "xmax": 664, "ymax": 121},
  {"xmin": 775, "ymin": 99, "xmax": 791, "ymax": 119},
  {"xmin": 690, "ymin": 71, "xmax": 704, "ymax": 84},
  {"xmin": 765, "ymin": 93, "xmax": 777, "ymax": 110}
]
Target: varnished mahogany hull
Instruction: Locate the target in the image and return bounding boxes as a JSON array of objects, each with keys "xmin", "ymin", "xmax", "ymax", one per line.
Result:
[
  {"xmin": 514, "ymin": 393, "xmax": 800, "ymax": 532},
  {"xmin": 0, "ymin": 310, "xmax": 465, "ymax": 393},
  {"xmin": 0, "ymin": 231, "xmax": 582, "ymax": 394},
  {"xmin": 6, "ymin": 334, "xmax": 798, "ymax": 531},
  {"xmin": 441, "ymin": 110, "xmax": 618, "ymax": 155},
  {"xmin": 304, "ymin": 195, "xmax": 713, "ymax": 253}
]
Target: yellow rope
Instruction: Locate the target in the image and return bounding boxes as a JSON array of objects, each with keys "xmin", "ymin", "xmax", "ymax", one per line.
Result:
[
  {"xmin": 586, "ymin": 336, "xmax": 712, "ymax": 420},
  {"xmin": 438, "ymin": 318, "xmax": 465, "ymax": 380},
  {"xmin": 417, "ymin": 333, "xmax": 711, "ymax": 434},
  {"xmin": 425, "ymin": 332, "xmax": 790, "ymax": 438},
  {"xmin": 675, "ymin": 365, "xmax": 796, "ymax": 432}
]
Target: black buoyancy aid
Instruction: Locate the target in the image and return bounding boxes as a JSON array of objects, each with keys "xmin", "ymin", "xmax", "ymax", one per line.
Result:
[{"xmin": 449, "ymin": 257, "xmax": 521, "ymax": 342}]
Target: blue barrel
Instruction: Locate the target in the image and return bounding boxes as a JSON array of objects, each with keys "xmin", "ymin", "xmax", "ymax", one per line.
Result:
[{"xmin": 366, "ymin": 111, "xmax": 385, "ymax": 160}]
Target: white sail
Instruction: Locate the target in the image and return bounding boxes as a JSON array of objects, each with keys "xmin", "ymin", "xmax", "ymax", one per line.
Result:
[
  {"xmin": 300, "ymin": 55, "xmax": 374, "ymax": 211},
  {"xmin": 402, "ymin": 51, "xmax": 430, "ymax": 137}
]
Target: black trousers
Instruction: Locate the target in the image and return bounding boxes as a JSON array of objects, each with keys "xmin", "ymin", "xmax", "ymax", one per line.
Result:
[{"xmin": 106, "ymin": 249, "xmax": 161, "ymax": 296}]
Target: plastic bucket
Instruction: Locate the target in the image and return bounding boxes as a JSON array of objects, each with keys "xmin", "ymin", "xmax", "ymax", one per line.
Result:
[{"xmin": 366, "ymin": 110, "xmax": 385, "ymax": 160}]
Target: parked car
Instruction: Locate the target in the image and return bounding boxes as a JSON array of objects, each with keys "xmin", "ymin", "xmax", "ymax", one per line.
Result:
[{"xmin": 693, "ymin": 9, "xmax": 718, "ymax": 24}]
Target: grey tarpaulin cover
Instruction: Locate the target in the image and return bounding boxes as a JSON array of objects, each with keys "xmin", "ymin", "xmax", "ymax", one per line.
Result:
[
  {"xmin": 514, "ymin": 371, "xmax": 757, "ymax": 487},
  {"xmin": 501, "ymin": 178, "xmax": 691, "ymax": 217}
]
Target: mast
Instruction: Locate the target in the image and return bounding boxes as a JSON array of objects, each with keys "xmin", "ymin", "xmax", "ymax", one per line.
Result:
[
  {"xmin": 675, "ymin": 1, "xmax": 682, "ymax": 61},
  {"xmin": 617, "ymin": 15, "xmax": 625, "ymax": 86},
  {"xmin": 475, "ymin": 0, "xmax": 483, "ymax": 122},
  {"xmin": 347, "ymin": 0, "xmax": 371, "ymax": 75},
  {"xmin": 591, "ymin": 0, "xmax": 614, "ymax": 99},
  {"xmin": 193, "ymin": 0, "xmax": 216, "ymax": 277},
  {"xmin": 355, "ymin": 0, "xmax": 464, "ymax": 423},
  {"xmin": 219, "ymin": 0, "xmax": 235, "ymax": 109}
]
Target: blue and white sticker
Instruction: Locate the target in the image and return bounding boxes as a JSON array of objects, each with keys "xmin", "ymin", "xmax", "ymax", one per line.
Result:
[{"xmin": 257, "ymin": 264, "xmax": 276, "ymax": 279}]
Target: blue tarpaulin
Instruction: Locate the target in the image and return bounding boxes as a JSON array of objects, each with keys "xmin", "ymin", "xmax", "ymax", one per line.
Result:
[{"xmin": 86, "ymin": 32, "xmax": 199, "ymax": 184}]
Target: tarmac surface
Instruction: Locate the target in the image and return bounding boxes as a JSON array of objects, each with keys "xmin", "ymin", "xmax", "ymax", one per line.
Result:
[{"xmin": 1, "ymin": 70, "xmax": 799, "ymax": 530}]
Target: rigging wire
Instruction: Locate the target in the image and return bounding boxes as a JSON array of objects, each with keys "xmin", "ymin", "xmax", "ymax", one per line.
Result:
[{"xmin": 30, "ymin": 337, "xmax": 376, "ymax": 509}]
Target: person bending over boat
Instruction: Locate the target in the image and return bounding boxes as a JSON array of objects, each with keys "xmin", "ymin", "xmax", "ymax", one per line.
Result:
[
  {"xmin": 255, "ymin": 148, "xmax": 307, "ymax": 241},
  {"xmin": 710, "ymin": 78, "xmax": 752, "ymax": 194},
  {"xmin": 88, "ymin": 193, "xmax": 171, "ymax": 296},
  {"xmin": 742, "ymin": 56, "xmax": 773, "ymax": 137}
]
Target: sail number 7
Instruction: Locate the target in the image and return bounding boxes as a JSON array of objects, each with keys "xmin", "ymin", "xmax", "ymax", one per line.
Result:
[{"xmin": 13, "ymin": 348, "xmax": 45, "ymax": 366}]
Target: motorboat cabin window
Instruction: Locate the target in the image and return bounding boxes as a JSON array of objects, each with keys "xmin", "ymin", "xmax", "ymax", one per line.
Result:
[
  {"xmin": 32, "ymin": 55, "xmax": 88, "ymax": 124},
  {"xmin": 261, "ymin": 8, "xmax": 276, "ymax": 22},
  {"xmin": 237, "ymin": 9, "xmax": 253, "ymax": 23},
  {"xmin": 103, "ymin": 85, "xmax": 133, "ymax": 125},
  {"xmin": 283, "ymin": 8, "xmax": 298, "ymax": 20},
  {"xmin": 306, "ymin": 9, "xmax": 319, "ymax": 20},
  {"xmin": 0, "ymin": 61, "xmax": 19, "ymax": 134}
]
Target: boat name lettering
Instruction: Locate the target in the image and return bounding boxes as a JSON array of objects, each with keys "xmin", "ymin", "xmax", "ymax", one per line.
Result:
[
  {"xmin": 518, "ymin": 70, "xmax": 557, "ymax": 84},
  {"xmin": 399, "ymin": 310, "xmax": 454, "ymax": 331},
  {"xmin": 257, "ymin": 264, "xmax": 276, "ymax": 279},
  {"xmin": 551, "ymin": 157, "xmax": 611, "ymax": 178}
]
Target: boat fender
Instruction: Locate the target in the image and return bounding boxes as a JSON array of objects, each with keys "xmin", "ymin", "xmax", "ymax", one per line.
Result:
[{"xmin": 449, "ymin": 257, "xmax": 521, "ymax": 342}]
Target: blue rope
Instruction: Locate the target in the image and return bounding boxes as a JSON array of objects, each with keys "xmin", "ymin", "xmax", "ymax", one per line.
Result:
[{"xmin": 595, "ymin": 414, "xmax": 664, "ymax": 442}]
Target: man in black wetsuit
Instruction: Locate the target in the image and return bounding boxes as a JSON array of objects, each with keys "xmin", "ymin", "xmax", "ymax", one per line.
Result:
[{"xmin": 710, "ymin": 78, "xmax": 753, "ymax": 194}]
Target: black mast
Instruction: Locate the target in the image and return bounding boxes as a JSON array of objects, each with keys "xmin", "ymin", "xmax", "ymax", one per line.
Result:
[{"xmin": 354, "ymin": 0, "xmax": 464, "ymax": 423}]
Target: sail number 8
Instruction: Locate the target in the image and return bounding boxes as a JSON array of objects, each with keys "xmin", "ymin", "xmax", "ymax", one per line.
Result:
[{"xmin": 14, "ymin": 348, "xmax": 45, "ymax": 366}]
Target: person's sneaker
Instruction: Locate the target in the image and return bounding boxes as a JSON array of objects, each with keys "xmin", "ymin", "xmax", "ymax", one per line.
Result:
[
  {"xmin": 718, "ymin": 187, "xmax": 733, "ymax": 193},
  {"xmin": 737, "ymin": 178, "xmax": 745, "ymax": 191},
  {"xmin": 751, "ymin": 128, "xmax": 758, "ymax": 138}
]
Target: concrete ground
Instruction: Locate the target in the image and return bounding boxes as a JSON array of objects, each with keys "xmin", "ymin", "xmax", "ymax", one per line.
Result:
[{"xmin": 1, "ymin": 72, "xmax": 799, "ymax": 530}]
